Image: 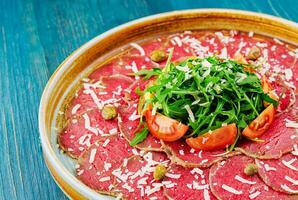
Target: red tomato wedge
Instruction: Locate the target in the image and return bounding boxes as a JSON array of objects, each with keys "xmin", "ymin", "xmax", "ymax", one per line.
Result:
[
  {"xmin": 242, "ymin": 104, "xmax": 275, "ymax": 139},
  {"xmin": 144, "ymin": 110, "xmax": 188, "ymax": 142},
  {"xmin": 185, "ymin": 123, "xmax": 237, "ymax": 151}
]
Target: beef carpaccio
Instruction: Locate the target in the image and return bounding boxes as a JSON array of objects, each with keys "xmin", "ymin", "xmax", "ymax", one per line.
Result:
[{"xmin": 58, "ymin": 30, "xmax": 298, "ymax": 199}]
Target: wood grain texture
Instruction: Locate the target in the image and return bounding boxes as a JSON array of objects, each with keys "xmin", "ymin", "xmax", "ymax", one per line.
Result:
[{"xmin": 0, "ymin": 0, "xmax": 297, "ymax": 199}]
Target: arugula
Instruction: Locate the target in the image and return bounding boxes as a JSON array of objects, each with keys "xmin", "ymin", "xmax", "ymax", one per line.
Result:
[
  {"xmin": 130, "ymin": 56, "xmax": 278, "ymax": 149},
  {"xmin": 129, "ymin": 127, "xmax": 149, "ymax": 146}
]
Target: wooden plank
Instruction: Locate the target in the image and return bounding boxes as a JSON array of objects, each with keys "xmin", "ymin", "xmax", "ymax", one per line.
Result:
[
  {"xmin": 0, "ymin": 0, "xmax": 67, "ymax": 199},
  {"xmin": 0, "ymin": 0, "xmax": 297, "ymax": 199}
]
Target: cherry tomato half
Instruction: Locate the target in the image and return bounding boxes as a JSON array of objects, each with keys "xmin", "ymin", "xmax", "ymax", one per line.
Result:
[
  {"xmin": 186, "ymin": 123, "xmax": 237, "ymax": 151},
  {"xmin": 144, "ymin": 110, "xmax": 188, "ymax": 142},
  {"xmin": 242, "ymin": 104, "xmax": 275, "ymax": 139}
]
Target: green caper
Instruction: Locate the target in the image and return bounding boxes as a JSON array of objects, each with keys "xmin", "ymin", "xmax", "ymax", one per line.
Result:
[
  {"xmin": 244, "ymin": 163, "xmax": 258, "ymax": 176},
  {"xmin": 247, "ymin": 46, "xmax": 261, "ymax": 61},
  {"xmin": 150, "ymin": 50, "xmax": 167, "ymax": 62},
  {"xmin": 153, "ymin": 164, "xmax": 167, "ymax": 181},
  {"xmin": 101, "ymin": 104, "xmax": 117, "ymax": 120}
]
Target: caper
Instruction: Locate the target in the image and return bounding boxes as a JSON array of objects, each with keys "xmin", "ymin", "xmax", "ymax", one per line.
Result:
[
  {"xmin": 247, "ymin": 46, "xmax": 261, "ymax": 61},
  {"xmin": 150, "ymin": 50, "xmax": 167, "ymax": 62},
  {"xmin": 244, "ymin": 163, "xmax": 258, "ymax": 176},
  {"xmin": 101, "ymin": 104, "xmax": 117, "ymax": 120},
  {"xmin": 153, "ymin": 164, "xmax": 167, "ymax": 181}
]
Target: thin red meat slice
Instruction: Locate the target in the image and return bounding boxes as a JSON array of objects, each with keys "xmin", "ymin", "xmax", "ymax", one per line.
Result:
[
  {"xmin": 124, "ymin": 78, "xmax": 151, "ymax": 101},
  {"xmin": 129, "ymin": 37, "xmax": 168, "ymax": 57},
  {"xmin": 237, "ymin": 110, "xmax": 298, "ymax": 159},
  {"xmin": 162, "ymin": 140, "xmax": 241, "ymax": 168},
  {"xmin": 118, "ymin": 100, "xmax": 162, "ymax": 151},
  {"xmin": 89, "ymin": 55, "xmax": 158, "ymax": 80},
  {"xmin": 113, "ymin": 152, "xmax": 169, "ymax": 199},
  {"xmin": 197, "ymin": 31, "xmax": 226, "ymax": 55},
  {"xmin": 88, "ymin": 59, "xmax": 119, "ymax": 79},
  {"xmin": 59, "ymin": 109, "xmax": 119, "ymax": 158},
  {"xmin": 209, "ymin": 155, "xmax": 296, "ymax": 200},
  {"xmin": 163, "ymin": 164, "xmax": 216, "ymax": 200},
  {"xmin": 165, "ymin": 33, "xmax": 197, "ymax": 61},
  {"xmin": 76, "ymin": 136, "xmax": 133, "ymax": 194},
  {"xmin": 256, "ymin": 153, "xmax": 298, "ymax": 194},
  {"xmin": 65, "ymin": 74, "xmax": 133, "ymax": 119}
]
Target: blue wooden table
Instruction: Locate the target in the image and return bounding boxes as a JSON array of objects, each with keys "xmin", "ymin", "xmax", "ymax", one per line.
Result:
[{"xmin": 0, "ymin": 0, "xmax": 297, "ymax": 199}]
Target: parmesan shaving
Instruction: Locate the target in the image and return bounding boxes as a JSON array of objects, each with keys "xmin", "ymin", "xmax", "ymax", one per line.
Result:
[
  {"xmin": 190, "ymin": 168, "xmax": 203, "ymax": 175},
  {"xmin": 249, "ymin": 191, "xmax": 261, "ymax": 199},
  {"xmin": 104, "ymin": 162, "xmax": 112, "ymax": 171},
  {"xmin": 102, "ymin": 139, "xmax": 110, "ymax": 147},
  {"xmin": 292, "ymin": 144, "xmax": 298, "ymax": 156},
  {"xmin": 84, "ymin": 89, "xmax": 103, "ymax": 109},
  {"xmin": 203, "ymin": 189, "xmax": 211, "ymax": 200},
  {"xmin": 165, "ymin": 173, "xmax": 181, "ymax": 179},
  {"xmin": 99, "ymin": 176, "xmax": 111, "ymax": 182},
  {"xmin": 71, "ymin": 104, "xmax": 81, "ymax": 115},
  {"xmin": 130, "ymin": 43, "xmax": 145, "ymax": 56},
  {"xmin": 82, "ymin": 113, "xmax": 98, "ymax": 135},
  {"xmin": 77, "ymin": 169, "xmax": 84, "ymax": 176},
  {"xmin": 282, "ymin": 158, "xmax": 298, "ymax": 171},
  {"xmin": 184, "ymin": 105, "xmax": 195, "ymax": 122},
  {"xmin": 122, "ymin": 183, "xmax": 134, "ymax": 192},
  {"xmin": 123, "ymin": 158, "xmax": 128, "ymax": 167},
  {"xmin": 193, "ymin": 181, "xmax": 209, "ymax": 190},
  {"xmin": 234, "ymin": 175, "xmax": 256, "ymax": 185},
  {"xmin": 285, "ymin": 118, "xmax": 298, "ymax": 129},
  {"xmin": 128, "ymin": 110, "xmax": 141, "ymax": 121},
  {"xmin": 109, "ymin": 128, "xmax": 118, "ymax": 135},
  {"xmin": 264, "ymin": 163, "xmax": 277, "ymax": 172},
  {"xmin": 285, "ymin": 175, "xmax": 298, "ymax": 185},
  {"xmin": 173, "ymin": 36, "xmax": 182, "ymax": 47},
  {"xmin": 221, "ymin": 184, "xmax": 243, "ymax": 195},
  {"xmin": 88, "ymin": 148, "xmax": 97, "ymax": 163},
  {"xmin": 281, "ymin": 184, "xmax": 298, "ymax": 193}
]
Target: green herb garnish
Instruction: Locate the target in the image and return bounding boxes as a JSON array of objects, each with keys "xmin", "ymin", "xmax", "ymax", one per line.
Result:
[
  {"xmin": 130, "ymin": 55, "xmax": 278, "ymax": 149},
  {"xmin": 129, "ymin": 127, "xmax": 149, "ymax": 146}
]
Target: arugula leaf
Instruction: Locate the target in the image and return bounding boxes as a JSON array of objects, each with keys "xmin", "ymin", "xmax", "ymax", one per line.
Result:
[
  {"xmin": 129, "ymin": 127, "xmax": 148, "ymax": 146},
  {"xmin": 134, "ymin": 55, "xmax": 277, "ymax": 149},
  {"xmin": 237, "ymin": 75, "xmax": 260, "ymax": 85},
  {"xmin": 135, "ymin": 86, "xmax": 143, "ymax": 96},
  {"xmin": 261, "ymin": 93, "xmax": 279, "ymax": 107},
  {"xmin": 135, "ymin": 68, "xmax": 161, "ymax": 80}
]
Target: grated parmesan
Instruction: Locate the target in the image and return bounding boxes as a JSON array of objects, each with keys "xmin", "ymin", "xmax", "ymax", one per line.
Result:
[
  {"xmin": 109, "ymin": 128, "xmax": 118, "ymax": 135},
  {"xmin": 221, "ymin": 184, "xmax": 243, "ymax": 195},
  {"xmin": 128, "ymin": 110, "xmax": 141, "ymax": 121},
  {"xmin": 282, "ymin": 158, "xmax": 298, "ymax": 171},
  {"xmin": 281, "ymin": 184, "xmax": 298, "ymax": 193},
  {"xmin": 190, "ymin": 168, "xmax": 203, "ymax": 175},
  {"xmin": 99, "ymin": 176, "xmax": 111, "ymax": 182},
  {"xmin": 104, "ymin": 162, "xmax": 112, "ymax": 171},
  {"xmin": 102, "ymin": 139, "xmax": 110, "ymax": 147},
  {"xmin": 285, "ymin": 175, "xmax": 298, "ymax": 185},
  {"xmin": 184, "ymin": 105, "xmax": 195, "ymax": 122},
  {"xmin": 88, "ymin": 148, "xmax": 97, "ymax": 163},
  {"xmin": 249, "ymin": 191, "xmax": 261, "ymax": 199},
  {"xmin": 130, "ymin": 43, "xmax": 145, "ymax": 56},
  {"xmin": 203, "ymin": 189, "xmax": 211, "ymax": 200},
  {"xmin": 292, "ymin": 144, "xmax": 298, "ymax": 156},
  {"xmin": 264, "ymin": 163, "xmax": 277, "ymax": 172},
  {"xmin": 83, "ymin": 113, "xmax": 98, "ymax": 135},
  {"xmin": 71, "ymin": 104, "xmax": 81, "ymax": 115},
  {"xmin": 285, "ymin": 118, "xmax": 298, "ymax": 129},
  {"xmin": 165, "ymin": 173, "xmax": 181, "ymax": 179},
  {"xmin": 234, "ymin": 175, "xmax": 256, "ymax": 185}
]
